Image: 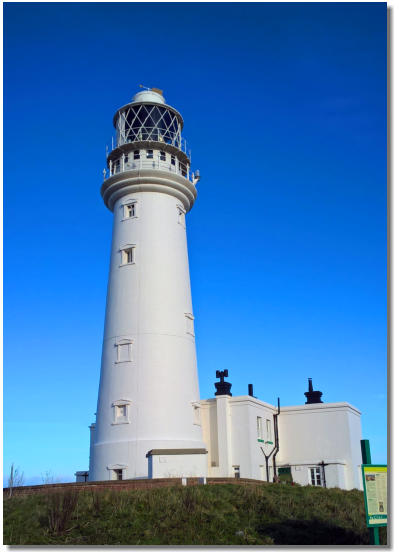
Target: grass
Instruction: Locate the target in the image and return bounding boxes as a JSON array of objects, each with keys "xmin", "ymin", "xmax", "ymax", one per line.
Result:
[{"xmin": 3, "ymin": 482, "xmax": 387, "ymax": 546}]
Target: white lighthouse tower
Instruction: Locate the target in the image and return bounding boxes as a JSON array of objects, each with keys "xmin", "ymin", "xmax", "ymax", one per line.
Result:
[{"xmin": 89, "ymin": 88, "xmax": 207, "ymax": 481}]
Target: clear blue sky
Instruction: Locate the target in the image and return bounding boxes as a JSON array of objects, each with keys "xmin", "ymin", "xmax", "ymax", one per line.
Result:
[{"xmin": 4, "ymin": 2, "xmax": 387, "ymax": 485}]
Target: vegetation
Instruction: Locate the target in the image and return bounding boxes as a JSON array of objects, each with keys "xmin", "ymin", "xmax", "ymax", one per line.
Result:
[{"xmin": 3, "ymin": 483, "xmax": 387, "ymax": 546}]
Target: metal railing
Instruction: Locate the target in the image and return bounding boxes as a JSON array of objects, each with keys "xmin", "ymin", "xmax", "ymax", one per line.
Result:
[{"xmin": 103, "ymin": 156, "xmax": 195, "ymax": 183}]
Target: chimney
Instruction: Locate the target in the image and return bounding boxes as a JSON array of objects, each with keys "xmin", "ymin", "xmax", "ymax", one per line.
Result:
[{"xmin": 304, "ymin": 377, "xmax": 323, "ymax": 404}]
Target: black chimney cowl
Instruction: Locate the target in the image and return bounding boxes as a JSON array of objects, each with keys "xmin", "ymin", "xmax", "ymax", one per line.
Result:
[
  {"xmin": 214, "ymin": 369, "xmax": 232, "ymax": 396},
  {"xmin": 304, "ymin": 378, "xmax": 323, "ymax": 404}
]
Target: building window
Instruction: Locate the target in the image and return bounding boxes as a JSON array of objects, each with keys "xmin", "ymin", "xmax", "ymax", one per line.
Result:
[
  {"xmin": 179, "ymin": 162, "xmax": 187, "ymax": 177},
  {"xmin": 116, "ymin": 404, "xmax": 127, "ymax": 418},
  {"xmin": 115, "ymin": 339, "xmax": 133, "ymax": 363},
  {"xmin": 134, "ymin": 150, "xmax": 140, "ymax": 160},
  {"xmin": 120, "ymin": 245, "xmax": 135, "ymax": 266},
  {"xmin": 160, "ymin": 151, "xmax": 166, "ymax": 161},
  {"xmin": 233, "ymin": 466, "xmax": 240, "ymax": 479},
  {"xmin": 185, "ymin": 313, "xmax": 194, "ymax": 336},
  {"xmin": 146, "ymin": 149, "xmax": 153, "ymax": 159},
  {"xmin": 266, "ymin": 419, "xmax": 272, "ymax": 442},
  {"xmin": 124, "ymin": 155, "xmax": 129, "ymax": 164},
  {"xmin": 192, "ymin": 403, "xmax": 201, "ymax": 425},
  {"xmin": 257, "ymin": 417, "xmax": 263, "ymax": 441},
  {"xmin": 124, "ymin": 203, "xmax": 136, "ymax": 219},
  {"xmin": 107, "ymin": 464, "xmax": 127, "ymax": 480},
  {"xmin": 112, "ymin": 399, "xmax": 132, "ymax": 424},
  {"xmin": 171, "ymin": 155, "xmax": 176, "ymax": 166},
  {"xmin": 113, "ymin": 159, "xmax": 120, "ymax": 174},
  {"xmin": 114, "ymin": 469, "xmax": 123, "ymax": 480},
  {"xmin": 309, "ymin": 467, "xmax": 322, "ymax": 486},
  {"xmin": 177, "ymin": 206, "xmax": 186, "ymax": 227}
]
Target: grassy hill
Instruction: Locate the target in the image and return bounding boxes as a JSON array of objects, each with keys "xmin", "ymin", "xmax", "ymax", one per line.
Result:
[{"xmin": 3, "ymin": 482, "xmax": 387, "ymax": 546}]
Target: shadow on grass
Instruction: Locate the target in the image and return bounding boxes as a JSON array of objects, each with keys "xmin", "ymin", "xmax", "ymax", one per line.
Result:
[{"xmin": 257, "ymin": 519, "xmax": 368, "ymax": 545}]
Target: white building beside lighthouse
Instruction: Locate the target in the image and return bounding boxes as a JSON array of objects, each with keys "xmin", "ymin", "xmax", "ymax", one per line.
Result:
[
  {"xmin": 79, "ymin": 88, "xmax": 363, "ymax": 490},
  {"xmin": 88, "ymin": 88, "xmax": 207, "ymax": 481}
]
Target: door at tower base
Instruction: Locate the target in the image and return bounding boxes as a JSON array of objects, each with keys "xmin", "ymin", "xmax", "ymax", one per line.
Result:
[{"xmin": 146, "ymin": 448, "xmax": 208, "ymax": 479}]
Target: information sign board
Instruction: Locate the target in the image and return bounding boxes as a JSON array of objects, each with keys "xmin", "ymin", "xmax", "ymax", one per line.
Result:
[{"xmin": 361, "ymin": 465, "xmax": 387, "ymax": 527}]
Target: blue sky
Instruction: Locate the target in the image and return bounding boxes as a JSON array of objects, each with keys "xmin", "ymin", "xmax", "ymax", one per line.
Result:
[{"xmin": 4, "ymin": 2, "xmax": 387, "ymax": 485}]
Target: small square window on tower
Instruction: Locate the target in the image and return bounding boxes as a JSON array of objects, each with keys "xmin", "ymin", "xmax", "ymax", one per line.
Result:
[
  {"xmin": 192, "ymin": 403, "xmax": 201, "ymax": 426},
  {"xmin": 115, "ymin": 339, "xmax": 133, "ymax": 363},
  {"xmin": 146, "ymin": 149, "xmax": 153, "ymax": 159},
  {"xmin": 112, "ymin": 399, "xmax": 132, "ymax": 424},
  {"xmin": 185, "ymin": 313, "xmax": 195, "ymax": 336},
  {"xmin": 177, "ymin": 205, "xmax": 186, "ymax": 227},
  {"xmin": 120, "ymin": 245, "xmax": 136, "ymax": 266},
  {"xmin": 122, "ymin": 200, "xmax": 137, "ymax": 220}
]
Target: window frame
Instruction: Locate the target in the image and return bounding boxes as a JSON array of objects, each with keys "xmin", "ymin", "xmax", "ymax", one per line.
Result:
[
  {"xmin": 111, "ymin": 398, "xmax": 132, "ymax": 425},
  {"xmin": 120, "ymin": 244, "xmax": 136, "ymax": 266},
  {"xmin": 114, "ymin": 338, "xmax": 134, "ymax": 364},
  {"xmin": 185, "ymin": 312, "xmax": 195, "ymax": 336},
  {"xmin": 257, "ymin": 416, "xmax": 264, "ymax": 442},
  {"xmin": 309, "ymin": 466, "xmax": 322, "ymax": 486}
]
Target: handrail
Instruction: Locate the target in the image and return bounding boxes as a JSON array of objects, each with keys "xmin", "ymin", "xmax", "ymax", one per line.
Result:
[{"xmin": 102, "ymin": 156, "xmax": 195, "ymax": 183}]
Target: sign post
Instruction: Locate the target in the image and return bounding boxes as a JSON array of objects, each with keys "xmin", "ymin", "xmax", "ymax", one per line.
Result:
[{"xmin": 361, "ymin": 440, "xmax": 387, "ymax": 545}]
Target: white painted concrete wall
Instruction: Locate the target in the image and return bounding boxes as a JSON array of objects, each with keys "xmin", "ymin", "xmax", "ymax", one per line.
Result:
[
  {"xmin": 90, "ymin": 137, "xmax": 206, "ymax": 480},
  {"xmin": 200, "ymin": 396, "xmax": 362, "ymax": 490},
  {"xmin": 148, "ymin": 453, "xmax": 208, "ymax": 479}
]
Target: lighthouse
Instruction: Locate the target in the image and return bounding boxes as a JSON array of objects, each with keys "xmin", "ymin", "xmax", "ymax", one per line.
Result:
[{"xmin": 89, "ymin": 88, "xmax": 207, "ymax": 481}]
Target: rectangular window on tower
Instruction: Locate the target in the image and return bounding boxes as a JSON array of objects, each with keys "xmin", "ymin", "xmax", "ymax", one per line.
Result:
[
  {"xmin": 120, "ymin": 246, "xmax": 135, "ymax": 266},
  {"xmin": 171, "ymin": 155, "xmax": 176, "ymax": 166},
  {"xmin": 134, "ymin": 150, "xmax": 140, "ymax": 160},
  {"xmin": 146, "ymin": 150, "xmax": 153, "ymax": 159},
  {"xmin": 123, "ymin": 202, "xmax": 136, "ymax": 219},
  {"xmin": 115, "ymin": 339, "xmax": 133, "ymax": 363},
  {"xmin": 185, "ymin": 313, "xmax": 195, "ymax": 336},
  {"xmin": 177, "ymin": 206, "xmax": 186, "ymax": 227},
  {"xmin": 160, "ymin": 151, "xmax": 166, "ymax": 161}
]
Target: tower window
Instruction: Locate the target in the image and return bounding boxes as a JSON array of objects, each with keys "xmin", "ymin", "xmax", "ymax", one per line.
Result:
[
  {"xmin": 179, "ymin": 162, "xmax": 187, "ymax": 177},
  {"xmin": 124, "ymin": 203, "xmax": 136, "ymax": 219},
  {"xmin": 171, "ymin": 155, "xmax": 176, "ymax": 166},
  {"xmin": 120, "ymin": 245, "xmax": 135, "ymax": 266},
  {"xmin": 112, "ymin": 399, "xmax": 132, "ymax": 424},
  {"xmin": 134, "ymin": 150, "xmax": 140, "ymax": 160},
  {"xmin": 192, "ymin": 403, "xmax": 201, "ymax": 426},
  {"xmin": 124, "ymin": 155, "xmax": 129, "ymax": 163},
  {"xmin": 113, "ymin": 469, "xmax": 123, "ymax": 481},
  {"xmin": 160, "ymin": 151, "xmax": 166, "ymax": 161},
  {"xmin": 146, "ymin": 150, "xmax": 153, "ymax": 159},
  {"xmin": 185, "ymin": 313, "xmax": 195, "ymax": 336},
  {"xmin": 177, "ymin": 206, "xmax": 186, "ymax": 227},
  {"xmin": 115, "ymin": 339, "xmax": 133, "ymax": 363},
  {"xmin": 116, "ymin": 404, "xmax": 127, "ymax": 418}
]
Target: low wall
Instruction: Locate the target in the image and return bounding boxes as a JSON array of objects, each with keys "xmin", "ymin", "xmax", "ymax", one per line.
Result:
[{"xmin": 4, "ymin": 477, "xmax": 265, "ymax": 498}]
